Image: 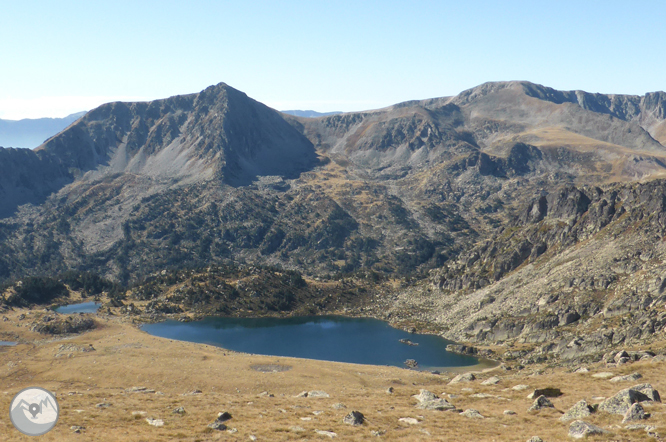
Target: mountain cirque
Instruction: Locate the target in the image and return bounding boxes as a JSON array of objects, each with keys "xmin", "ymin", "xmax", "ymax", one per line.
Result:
[{"xmin": 2, "ymin": 80, "xmax": 666, "ymax": 365}]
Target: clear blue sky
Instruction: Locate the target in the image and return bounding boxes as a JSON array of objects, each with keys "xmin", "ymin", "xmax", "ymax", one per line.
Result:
[{"xmin": 2, "ymin": 1, "xmax": 665, "ymax": 119}]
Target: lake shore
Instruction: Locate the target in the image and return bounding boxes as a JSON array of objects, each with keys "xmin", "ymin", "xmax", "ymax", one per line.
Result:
[{"xmin": 1, "ymin": 305, "xmax": 666, "ymax": 441}]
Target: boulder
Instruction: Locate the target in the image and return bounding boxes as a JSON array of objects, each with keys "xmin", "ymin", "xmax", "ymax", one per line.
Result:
[
  {"xmin": 559, "ymin": 400, "xmax": 594, "ymax": 422},
  {"xmin": 449, "ymin": 372, "xmax": 476, "ymax": 384},
  {"xmin": 398, "ymin": 417, "xmax": 420, "ymax": 425},
  {"xmin": 622, "ymin": 403, "xmax": 649, "ymax": 423},
  {"xmin": 614, "ymin": 350, "xmax": 630, "ymax": 363},
  {"xmin": 404, "ymin": 359, "xmax": 418, "ymax": 368},
  {"xmin": 342, "ymin": 411, "xmax": 364, "ymax": 426},
  {"xmin": 172, "ymin": 407, "xmax": 186, "ymax": 415},
  {"xmin": 528, "ymin": 395, "xmax": 554, "ymax": 412},
  {"xmin": 314, "ymin": 430, "xmax": 337, "ymax": 438},
  {"xmin": 599, "ymin": 384, "xmax": 660, "ymax": 415},
  {"xmin": 412, "ymin": 389, "xmax": 456, "ymax": 411},
  {"xmin": 481, "ymin": 376, "xmax": 501, "ymax": 385},
  {"xmin": 527, "ymin": 387, "xmax": 562, "ymax": 399},
  {"xmin": 460, "ymin": 409, "xmax": 484, "ymax": 419},
  {"xmin": 145, "ymin": 418, "xmax": 164, "ymax": 427},
  {"xmin": 609, "ymin": 372, "xmax": 642, "ymax": 383},
  {"xmin": 216, "ymin": 411, "xmax": 232, "ymax": 422},
  {"xmin": 504, "ymin": 410, "xmax": 516, "ymax": 415},
  {"xmin": 568, "ymin": 420, "xmax": 607, "ymax": 439},
  {"xmin": 208, "ymin": 422, "xmax": 227, "ymax": 431}
]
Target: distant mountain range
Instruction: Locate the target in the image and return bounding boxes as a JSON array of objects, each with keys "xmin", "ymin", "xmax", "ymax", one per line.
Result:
[
  {"xmin": 0, "ymin": 112, "xmax": 86, "ymax": 149},
  {"xmin": 281, "ymin": 110, "xmax": 341, "ymax": 118},
  {"xmin": 3, "ymin": 80, "xmax": 666, "ymax": 363}
]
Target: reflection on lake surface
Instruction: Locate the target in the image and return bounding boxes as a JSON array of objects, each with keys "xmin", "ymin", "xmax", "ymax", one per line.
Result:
[
  {"xmin": 142, "ymin": 315, "xmax": 479, "ymax": 370},
  {"xmin": 55, "ymin": 301, "xmax": 100, "ymax": 314}
]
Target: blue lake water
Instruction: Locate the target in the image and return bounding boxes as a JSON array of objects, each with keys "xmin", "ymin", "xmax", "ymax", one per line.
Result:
[
  {"xmin": 0, "ymin": 341, "xmax": 17, "ymax": 346},
  {"xmin": 141, "ymin": 315, "xmax": 480, "ymax": 370},
  {"xmin": 55, "ymin": 301, "xmax": 100, "ymax": 314}
]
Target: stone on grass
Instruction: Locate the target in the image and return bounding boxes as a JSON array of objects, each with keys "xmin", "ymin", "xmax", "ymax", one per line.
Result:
[
  {"xmin": 610, "ymin": 372, "xmax": 642, "ymax": 383},
  {"xmin": 622, "ymin": 403, "xmax": 649, "ymax": 423},
  {"xmin": 560, "ymin": 400, "xmax": 594, "ymax": 422},
  {"xmin": 208, "ymin": 422, "xmax": 227, "ymax": 431},
  {"xmin": 331, "ymin": 403, "xmax": 346, "ymax": 409},
  {"xmin": 528, "ymin": 395, "xmax": 554, "ymax": 412},
  {"xmin": 599, "ymin": 384, "xmax": 660, "ymax": 415},
  {"xmin": 412, "ymin": 389, "xmax": 456, "ymax": 411},
  {"xmin": 146, "ymin": 418, "xmax": 164, "ymax": 427},
  {"xmin": 460, "ymin": 408, "xmax": 484, "ymax": 419},
  {"xmin": 216, "ymin": 411, "xmax": 232, "ymax": 422},
  {"xmin": 504, "ymin": 410, "xmax": 516, "ymax": 415},
  {"xmin": 449, "ymin": 372, "xmax": 476, "ymax": 384},
  {"xmin": 568, "ymin": 420, "xmax": 607, "ymax": 439},
  {"xmin": 308, "ymin": 390, "xmax": 330, "ymax": 398},
  {"xmin": 314, "ymin": 429, "xmax": 337, "ymax": 438},
  {"xmin": 343, "ymin": 411, "xmax": 365, "ymax": 426},
  {"xmin": 172, "ymin": 407, "xmax": 186, "ymax": 415},
  {"xmin": 481, "ymin": 376, "xmax": 501, "ymax": 385},
  {"xmin": 512, "ymin": 384, "xmax": 530, "ymax": 391},
  {"xmin": 527, "ymin": 388, "xmax": 562, "ymax": 399},
  {"xmin": 290, "ymin": 426, "xmax": 306, "ymax": 432},
  {"xmin": 526, "ymin": 437, "xmax": 543, "ymax": 442},
  {"xmin": 591, "ymin": 372, "xmax": 615, "ymax": 379},
  {"xmin": 399, "ymin": 417, "xmax": 420, "ymax": 425}
]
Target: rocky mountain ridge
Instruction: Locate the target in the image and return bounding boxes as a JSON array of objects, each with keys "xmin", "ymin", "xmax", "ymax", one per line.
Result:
[{"xmin": 2, "ymin": 80, "xmax": 666, "ymax": 363}]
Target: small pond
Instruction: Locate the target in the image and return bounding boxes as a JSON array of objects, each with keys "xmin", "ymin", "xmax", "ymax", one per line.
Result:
[
  {"xmin": 0, "ymin": 341, "xmax": 17, "ymax": 346},
  {"xmin": 142, "ymin": 315, "xmax": 480, "ymax": 370},
  {"xmin": 55, "ymin": 301, "xmax": 101, "ymax": 314}
]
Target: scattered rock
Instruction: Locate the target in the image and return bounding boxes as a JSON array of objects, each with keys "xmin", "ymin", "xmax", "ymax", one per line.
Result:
[
  {"xmin": 172, "ymin": 407, "xmax": 186, "ymax": 415},
  {"xmin": 481, "ymin": 376, "xmax": 501, "ymax": 385},
  {"xmin": 599, "ymin": 384, "xmax": 661, "ymax": 415},
  {"xmin": 449, "ymin": 372, "xmax": 476, "ymax": 384},
  {"xmin": 343, "ymin": 411, "xmax": 365, "ymax": 426},
  {"xmin": 614, "ymin": 350, "xmax": 630, "ymax": 363},
  {"xmin": 290, "ymin": 426, "xmax": 306, "ymax": 432},
  {"xmin": 131, "ymin": 411, "xmax": 147, "ymax": 416},
  {"xmin": 257, "ymin": 391, "xmax": 274, "ymax": 398},
  {"xmin": 622, "ymin": 403, "xmax": 649, "ymax": 423},
  {"xmin": 470, "ymin": 393, "xmax": 494, "ymax": 399},
  {"xmin": 371, "ymin": 430, "xmax": 385, "ymax": 436},
  {"xmin": 70, "ymin": 426, "xmax": 85, "ymax": 433},
  {"xmin": 460, "ymin": 408, "xmax": 484, "ymax": 418},
  {"xmin": 504, "ymin": 410, "xmax": 516, "ymax": 415},
  {"xmin": 399, "ymin": 338, "xmax": 419, "ymax": 346},
  {"xmin": 591, "ymin": 372, "xmax": 615, "ymax": 379},
  {"xmin": 216, "ymin": 411, "xmax": 233, "ymax": 422},
  {"xmin": 560, "ymin": 400, "xmax": 594, "ymax": 422},
  {"xmin": 96, "ymin": 403, "xmax": 111, "ymax": 408},
  {"xmin": 386, "ymin": 387, "xmax": 394, "ymax": 394},
  {"xmin": 314, "ymin": 429, "xmax": 337, "ymax": 438},
  {"xmin": 182, "ymin": 389, "xmax": 202, "ymax": 396},
  {"xmin": 331, "ymin": 403, "xmax": 346, "ymax": 409},
  {"xmin": 127, "ymin": 386, "xmax": 155, "ymax": 394},
  {"xmin": 574, "ymin": 367, "xmax": 589, "ymax": 373},
  {"xmin": 527, "ymin": 388, "xmax": 562, "ymax": 399},
  {"xmin": 308, "ymin": 390, "xmax": 330, "ymax": 398},
  {"xmin": 528, "ymin": 395, "xmax": 554, "ymax": 411},
  {"xmin": 412, "ymin": 389, "xmax": 456, "ymax": 411},
  {"xmin": 249, "ymin": 436, "xmax": 257, "ymax": 441},
  {"xmin": 398, "ymin": 417, "xmax": 420, "ymax": 425},
  {"xmin": 146, "ymin": 418, "xmax": 164, "ymax": 427},
  {"xmin": 526, "ymin": 438, "xmax": 543, "ymax": 442},
  {"xmin": 512, "ymin": 384, "xmax": 530, "ymax": 391},
  {"xmin": 208, "ymin": 422, "xmax": 227, "ymax": 431},
  {"xmin": 610, "ymin": 372, "xmax": 642, "ymax": 383},
  {"xmin": 404, "ymin": 359, "xmax": 418, "ymax": 368},
  {"xmin": 568, "ymin": 420, "xmax": 607, "ymax": 439}
]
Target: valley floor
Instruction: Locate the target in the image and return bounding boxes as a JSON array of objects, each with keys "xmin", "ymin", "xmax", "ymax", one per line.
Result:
[{"xmin": 1, "ymin": 308, "xmax": 665, "ymax": 441}]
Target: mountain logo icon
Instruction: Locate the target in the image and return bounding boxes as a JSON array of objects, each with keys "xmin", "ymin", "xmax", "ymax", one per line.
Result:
[{"xmin": 9, "ymin": 387, "xmax": 59, "ymax": 436}]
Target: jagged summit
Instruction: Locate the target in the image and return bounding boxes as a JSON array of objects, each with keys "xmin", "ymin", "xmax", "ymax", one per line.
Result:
[{"xmin": 36, "ymin": 82, "xmax": 318, "ymax": 186}]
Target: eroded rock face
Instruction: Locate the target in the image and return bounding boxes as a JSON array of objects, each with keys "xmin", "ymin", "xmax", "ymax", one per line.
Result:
[
  {"xmin": 342, "ymin": 411, "xmax": 364, "ymax": 426},
  {"xmin": 412, "ymin": 390, "xmax": 456, "ymax": 411},
  {"xmin": 622, "ymin": 403, "xmax": 648, "ymax": 423}
]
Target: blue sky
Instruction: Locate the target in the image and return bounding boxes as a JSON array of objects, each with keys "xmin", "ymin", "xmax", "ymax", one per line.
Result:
[{"xmin": 2, "ymin": 1, "xmax": 665, "ymax": 119}]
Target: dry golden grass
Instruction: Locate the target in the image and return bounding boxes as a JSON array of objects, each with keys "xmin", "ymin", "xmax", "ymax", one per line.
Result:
[{"xmin": 1, "ymin": 307, "xmax": 665, "ymax": 441}]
